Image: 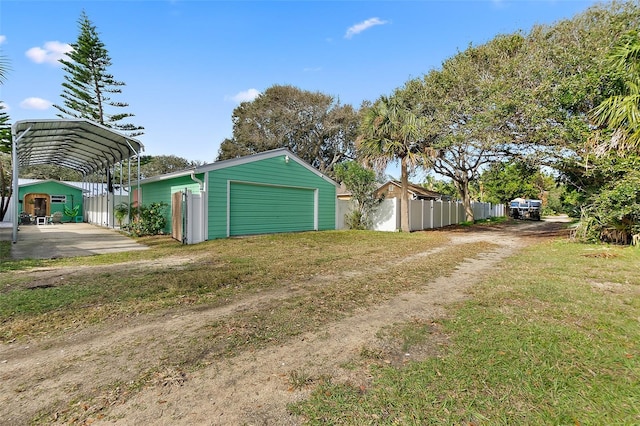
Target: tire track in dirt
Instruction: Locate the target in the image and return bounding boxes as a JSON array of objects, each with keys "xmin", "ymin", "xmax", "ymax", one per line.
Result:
[{"xmin": 104, "ymin": 233, "xmax": 525, "ymax": 425}]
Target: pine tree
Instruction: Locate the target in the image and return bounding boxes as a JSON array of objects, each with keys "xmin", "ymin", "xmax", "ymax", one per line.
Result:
[
  {"xmin": 0, "ymin": 103, "xmax": 12, "ymax": 221},
  {"xmin": 54, "ymin": 11, "xmax": 143, "ymax": 136},
  {"xmin": 0, "ymin": 102, "xmax": 10, "ymax": 154}
]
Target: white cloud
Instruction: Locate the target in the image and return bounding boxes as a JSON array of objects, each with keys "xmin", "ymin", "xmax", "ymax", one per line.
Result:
[
  {"xmin": 20, "ymin": 97, "xmax": 51, "ymax": 110},
  {"xmin": 25, "ymin": 41, "xmax": 72, "ymax": 65},
  {"xmin": 303, "ymin": 67, "xmax": 322, "ymax": 72},
  {"xmin": 345, "ymin": 17, "xmax": 388, "ymax": 39},
  {"xmin": 228, "ymin": 88, "xmax": 261, "ymax": 103},
  {"xmin": 0, "ymin": 35, "xmax": 6, "ymax": 45}
]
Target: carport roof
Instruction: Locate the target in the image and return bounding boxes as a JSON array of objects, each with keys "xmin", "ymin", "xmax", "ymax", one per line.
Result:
[{"xmin": 12, "ymin": 119, "xmax": 144, "ymax": 175}]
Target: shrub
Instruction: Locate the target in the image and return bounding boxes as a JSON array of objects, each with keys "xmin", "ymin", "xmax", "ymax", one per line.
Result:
[
  {"xmin": 574, "ymin": 171, "xmax": 640, "ymax": 244},
  {"xmin": 125, "ymin": 202, "xmax": 167, "ymax": 236}
]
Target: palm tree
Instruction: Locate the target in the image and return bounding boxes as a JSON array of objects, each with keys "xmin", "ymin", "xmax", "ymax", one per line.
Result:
[
  {"xmin": 357, "ymin": 90, "xmax": 429, "ymax": 232},
  {"xmin": 0, "ymin": 53, "xmax": 8, "ymax": 84},
  {"xmin": 591, "ymin": 31, "xmax": 640, "ymax": 153}
]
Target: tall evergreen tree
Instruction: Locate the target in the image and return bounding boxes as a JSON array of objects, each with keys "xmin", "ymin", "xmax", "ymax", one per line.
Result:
[
  {"xmin": 0, "ymin": 102, "xmax": 10, "ymax": 154},
  {"xmin": 54, "ymin": 11, "xmax": 143, "ymax": 136},
  {"xmin": 0, "ymin": 55, "xmax": 12, "ymax": 220}
]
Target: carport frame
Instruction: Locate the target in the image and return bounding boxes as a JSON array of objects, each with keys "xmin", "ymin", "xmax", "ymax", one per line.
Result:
[{"xmin": 10, "ymin": 119, "xmax": 144, "ymax": 243}]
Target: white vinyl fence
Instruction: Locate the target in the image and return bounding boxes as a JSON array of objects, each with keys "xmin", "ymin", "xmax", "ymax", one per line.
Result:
[
  {"xmin": 84, "ymin": 193, "xmax": 130, "ymax": 228},
  {"xmin": 337, "ymin": 198, "xmax": 505, "ymax": 232}
]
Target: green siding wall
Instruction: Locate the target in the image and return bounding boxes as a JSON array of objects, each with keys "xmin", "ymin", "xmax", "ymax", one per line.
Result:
[
  {"xmin": 18, "ymin": 182, "xmax": 84, "ymax": 220},
  {"xmin": 207, "ymin": 155, "xmax": 336, "ymax": 239},
  {"xmin": 136, "ymin": 175, "xmax": 203, "ymax": 233}
]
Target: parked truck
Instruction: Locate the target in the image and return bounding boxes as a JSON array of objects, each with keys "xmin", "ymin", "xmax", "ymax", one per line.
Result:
[{"xmin": 509, "ymin": 198, "xmax": 542, "ymax": 221}]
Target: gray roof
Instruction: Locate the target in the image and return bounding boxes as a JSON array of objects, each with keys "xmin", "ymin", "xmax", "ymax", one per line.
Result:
[{"xmin": 12, "ymin": 119, "xmax": 143, "ymax": 175}]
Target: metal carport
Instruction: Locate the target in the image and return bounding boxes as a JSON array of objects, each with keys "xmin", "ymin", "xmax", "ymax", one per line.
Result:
[{"xmin": 10, "ymin": 119, "xmax": 144, "ymax": 243}]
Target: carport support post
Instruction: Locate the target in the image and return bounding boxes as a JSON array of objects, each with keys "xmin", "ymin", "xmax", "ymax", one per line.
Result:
[
  {"xmin": 10, "ymin": 125, "xmax": 31, "ymax": 243},
  {"xmin": 137, "ymin": 154, "xmax": 141, "ymax": 207}
]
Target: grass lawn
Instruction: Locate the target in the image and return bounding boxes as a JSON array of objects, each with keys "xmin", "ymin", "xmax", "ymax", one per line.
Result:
[
  {"xmin": 291, "ymin": 240, "xmax": 640, "ymax": 425},
  {"xmin": 1, "ymin": 230, "xmax": 466, "ymax": 342},
  {"xmin": 2, "ymin": 225, "xmax": 639, "ymax": 425},
  {"xmin": 0, "ymin": 241, "xmax": 10, "ymax": 262}
]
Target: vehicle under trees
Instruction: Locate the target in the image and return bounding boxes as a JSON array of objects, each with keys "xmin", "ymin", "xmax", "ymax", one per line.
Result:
[{"xmin": 524, "ymin": 2, "xmax": 640, "ymax": 243}]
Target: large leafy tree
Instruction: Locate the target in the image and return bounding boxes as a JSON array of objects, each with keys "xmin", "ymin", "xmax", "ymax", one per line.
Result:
[
  {"xmin": 138, "ymin": 155, "xmax": 202, "ymax": 179},
  {"xmin": 357, "ymin": 86, "xmax": 432, "ymax": 232},
  {"xmin": 503, "ymin": 2, "xmax": 640, "ymax": 162},
  {"xmin": 54, "ymin": 11, "xmax": 143, "ymax": 137},
  {"xmin": 409, "ymin": 35, "xmax": 523, "ymax": 221},
  {"xmin": 516, "ymin": 2, "xmax": 640, "ymax": 242},
  {"xmin": 410, "ymin": 3, "xmax": 640, "ymax": 224},
  {"xmin": 217, "ymin": 85, "xmax": 358, "ymax": 176},
  {"xmin": 19, "ymin": 165, "xmax": 82, "ymax": 181}
]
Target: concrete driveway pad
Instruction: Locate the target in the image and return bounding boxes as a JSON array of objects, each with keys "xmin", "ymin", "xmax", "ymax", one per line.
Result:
[{"xmin": 2, "ymin": 223, "xmax": 148, "ymax": 260}]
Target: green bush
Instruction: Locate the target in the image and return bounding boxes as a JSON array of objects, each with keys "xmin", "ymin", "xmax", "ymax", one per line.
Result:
[
  {"xmin": 574, "ymin": 171, "xmax": 640, "ymax": 244},
  {"xmin": 125, "ymin": 202, "xmax": 167, "ymax": 236}
]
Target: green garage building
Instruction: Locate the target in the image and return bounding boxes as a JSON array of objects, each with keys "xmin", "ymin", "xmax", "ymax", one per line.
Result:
[{"xmin": 134, "ymin": 148, "xmax": 338, "ymax": 243}]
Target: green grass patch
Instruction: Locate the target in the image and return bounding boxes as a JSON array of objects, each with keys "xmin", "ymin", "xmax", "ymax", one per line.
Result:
[
  {"xmin": 0, "ymin": 241, "xmax": 11, "ymax": 261},
  {"xmin": 291, "ymin": 240, "xmax": 640, "ymax": 425}
]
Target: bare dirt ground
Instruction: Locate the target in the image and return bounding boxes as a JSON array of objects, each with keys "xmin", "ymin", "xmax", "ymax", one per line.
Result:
[{"xmin": 0, "ymin": 219, "xmax": 570, "ymax": 425}]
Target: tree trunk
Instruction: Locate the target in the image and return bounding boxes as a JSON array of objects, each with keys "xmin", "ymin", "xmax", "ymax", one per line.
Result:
[
  {"xmin": 457, "ymin": 179, "xmax": 474, "ymax": 222},
  {"xmin": 400, "ymin": 156, "xmax": 410, "ymax": 232},
  {"xmin": 453, "ymin": 177, "xmax": 474, "ymax": 222}
]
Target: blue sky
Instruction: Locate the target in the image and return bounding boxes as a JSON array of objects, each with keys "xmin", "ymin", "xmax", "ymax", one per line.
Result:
[{"xmin": 1, "ymin": 0, "xmax": 598, "ymax": 174}]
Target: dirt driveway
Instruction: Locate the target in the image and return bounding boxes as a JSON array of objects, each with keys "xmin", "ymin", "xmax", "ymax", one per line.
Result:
[{"xmin": 0, "ymin": 219, "xmax": 568, "ymax": 425}]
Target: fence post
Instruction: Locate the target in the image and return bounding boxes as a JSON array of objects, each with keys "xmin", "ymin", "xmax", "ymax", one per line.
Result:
[{"xmin": 429, "ymin": 200, "xmax": 433, "ymax": 229}]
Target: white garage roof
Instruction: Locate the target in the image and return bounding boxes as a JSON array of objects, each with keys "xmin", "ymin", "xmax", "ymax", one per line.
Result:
[{"xmin": 12, "ymin": 119, "xmax": 143, "ymax": 175}]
